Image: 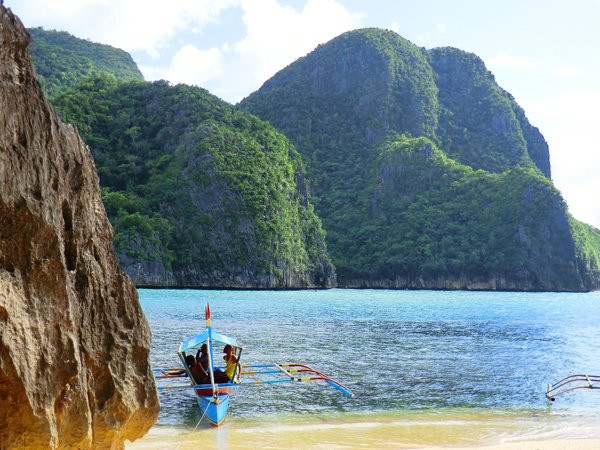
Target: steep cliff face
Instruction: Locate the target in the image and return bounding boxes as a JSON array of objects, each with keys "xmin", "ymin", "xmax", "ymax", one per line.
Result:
[{"xmin": 0, "ymin": 5, "xmax": 158, "ymax": 448}]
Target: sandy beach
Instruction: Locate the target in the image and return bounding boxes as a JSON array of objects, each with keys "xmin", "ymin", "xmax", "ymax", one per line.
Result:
[
  {"xmin": 459, "ymin": 440, "xmax": 600, "ymax": 450},
  {"xmin": 128, "ymin": 428, "xmax": 600, "ymax": 450},
  {"xmin": 127, "ymin": 410, "xmax": 600, "ymax": 449}
]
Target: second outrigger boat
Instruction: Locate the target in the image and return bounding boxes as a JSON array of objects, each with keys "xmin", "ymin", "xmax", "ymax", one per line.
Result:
[
  {"xmin": 546, "ymin": 374, "xmax": 600, "ymax": 401},
  {"xmin": 155, "ymin": 303, "xmax": 353, "ymax": 427}
]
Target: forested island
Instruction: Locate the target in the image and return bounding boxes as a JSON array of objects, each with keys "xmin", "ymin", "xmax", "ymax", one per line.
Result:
[
  {"xmin": 28, "ymin": 27, "xmax": 600, "ymax": 291},
  {"xmin": 52, "ymin": 77, "xmax": 335, "ymax": 288}
]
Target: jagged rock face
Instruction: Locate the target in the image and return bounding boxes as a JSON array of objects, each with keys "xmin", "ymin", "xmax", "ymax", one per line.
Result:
[{"xmin": 0, "ymin": 5, "xmax": 159, "ymax": 448}]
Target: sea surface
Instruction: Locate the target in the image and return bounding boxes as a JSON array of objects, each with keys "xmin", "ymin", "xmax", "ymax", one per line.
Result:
[{"xmin": 138, "ymin": 288, "xmax": 600, "ymax": 446}]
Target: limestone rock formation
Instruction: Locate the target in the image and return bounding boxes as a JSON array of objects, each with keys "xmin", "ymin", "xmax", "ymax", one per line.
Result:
[{"xmin": 0, "ymin": 4, "xmax": 159, "ymax": 448}]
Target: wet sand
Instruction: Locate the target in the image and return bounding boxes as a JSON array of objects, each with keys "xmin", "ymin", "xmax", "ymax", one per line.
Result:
[{"xmin": 126, "ymin": 410, "xmax": 600, "ymax": 449}]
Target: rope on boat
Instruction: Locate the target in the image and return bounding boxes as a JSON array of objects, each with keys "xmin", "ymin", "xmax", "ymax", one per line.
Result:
[{"xmin": 191, "ymin": 398, "xmax": 212, "ymax": 434}]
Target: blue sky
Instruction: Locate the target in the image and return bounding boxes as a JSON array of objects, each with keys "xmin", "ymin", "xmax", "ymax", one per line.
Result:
[{"xmin": 6, "ymin": 0, "xmax": 600, "ymax": 228}]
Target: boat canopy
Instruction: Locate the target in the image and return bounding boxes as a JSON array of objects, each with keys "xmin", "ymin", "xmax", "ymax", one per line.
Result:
[{"xmin": 178, "ymin": 330, "xmax": 238, "ymax": 353}]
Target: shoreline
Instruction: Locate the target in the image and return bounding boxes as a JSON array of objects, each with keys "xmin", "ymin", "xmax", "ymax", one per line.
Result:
[
  {"xmin": 127, "ymin": 409, "xmax": 600, "ymax": 449},
  {"xmin": 136, "ymin": 286, "xmax": 600, "ymax": 293},
  {"xmin": 127, "ymin": 427, "xmax": 600, "ymax": 449}
]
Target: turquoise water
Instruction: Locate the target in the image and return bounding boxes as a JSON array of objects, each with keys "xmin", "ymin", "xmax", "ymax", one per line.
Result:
[{"xmin": 139, "ymin": 289, "xmax": 600, "ymax": 427}]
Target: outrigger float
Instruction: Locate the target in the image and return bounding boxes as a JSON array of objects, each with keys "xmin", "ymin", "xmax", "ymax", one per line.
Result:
[
  {"xmin": 154, "ymin": 304, "xmax": 353, "ymax": 427},
  {"xmin": 546, "ymin": 374, "xmax": 600, "ymax": 401}
]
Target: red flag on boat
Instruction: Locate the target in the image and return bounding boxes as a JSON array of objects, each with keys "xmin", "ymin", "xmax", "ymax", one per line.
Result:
[{"xmin": 205, "ymin": 303, "xmax": 211, "ymax": 326}]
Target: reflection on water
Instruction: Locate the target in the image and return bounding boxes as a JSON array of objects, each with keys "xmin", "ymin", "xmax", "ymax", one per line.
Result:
[{"xmin": 139, "ymin": 289, "xmax": 600, "ymax": 430}]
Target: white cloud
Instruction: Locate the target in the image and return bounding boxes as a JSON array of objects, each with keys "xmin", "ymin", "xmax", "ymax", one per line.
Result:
[
  {"xmin": 231, "ymin": 0, "xmax": 361, "ymax": 97},
  {"xmin": 485, "ymin": 53, "xmax": 539, "ymax": 70},
  {"xmin": 9, "ymin": 0, "xmax": 361, "ymax": 102},
  {"xmin": 389, "ymin": 21, "xmax": 400, "ymax": 33},
  {"xmin": 6, "ymin": 0, "xmax": 238, "ymax": 57},
  {"xmin": 141, "ymin": 44, "xmax": 224, "ymax": 87},
  {"xmin": 521, "ymin": 89, "xmax": 600, "ymax": 228},
  {"xmin": 144, "ymin": 0, "xmax": 361, "ymax": 102}
]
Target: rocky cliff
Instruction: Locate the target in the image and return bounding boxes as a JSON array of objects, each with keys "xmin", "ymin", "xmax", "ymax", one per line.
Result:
[{"xmin": 0, "ymin": 4, "xmax": 159, "ymax": 448}]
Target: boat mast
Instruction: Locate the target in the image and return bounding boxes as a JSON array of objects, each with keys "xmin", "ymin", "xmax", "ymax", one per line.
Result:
[{"xmin": 205, "ymin": 303, "xmax": 217, "ymax": 398}]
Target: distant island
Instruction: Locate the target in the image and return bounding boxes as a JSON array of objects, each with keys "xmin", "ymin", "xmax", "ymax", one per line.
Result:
[{"xmin": 29, "ymin": 26, "xmax": 600, "ymax": 291}]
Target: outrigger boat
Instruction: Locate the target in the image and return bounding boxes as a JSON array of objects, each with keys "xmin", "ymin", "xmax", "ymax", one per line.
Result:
[
  {"xmin": 546, "ymin": 374, "xmax": 600, "ymax": 401},
  {"xmin": 154, "ymin": 303, "xmax": 353, "ymax": 427}
]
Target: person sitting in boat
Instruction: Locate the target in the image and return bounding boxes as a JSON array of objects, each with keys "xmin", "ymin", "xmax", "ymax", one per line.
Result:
[
  {"xmin": 210, "ymin": 344, "xmax": 241, "ymax": 383},
  {"xmin": 186, "ymin": 354, "xmax": 211, "ymax": 384},
  {"xmin": 195, "ymin": 344, "xmax": 210, "ymax": 383},
  {"xmin": 223, "ymin": 344, "xmax": 241, "ymax": 383}
]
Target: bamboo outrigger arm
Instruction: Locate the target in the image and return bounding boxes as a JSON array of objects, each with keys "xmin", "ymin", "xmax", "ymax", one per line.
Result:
[
  {"xmin": 546, "ymin": 374, "xmax": 600, "ymax": 401},
  {"xmin": 154, "ymin": 362, "xmax": 354, "ymax": 397}
]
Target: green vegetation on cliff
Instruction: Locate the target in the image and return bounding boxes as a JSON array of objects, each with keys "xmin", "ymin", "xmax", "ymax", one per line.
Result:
[
  {"xmin": 32, "ymin": 25, "xmax": 600, "ymax": 291},
  {"xmin": 28, "ymin": 27, "xmax": 144, "ymax": 98},
  {"xmin": 569, "ymin": 217, "xmax": 600, "ymax": 284},
  {"xmin": 53, "ymin": 77, "xmax": 334, "ymax": 287},
  {"xmin": 242, "ymin": 28, "xmax": 600, "ymax": 290},
  {"xmin": 348, "ymin": 135, "xmax": 578, "ymax": 288},
  {"xmin": 428, "ymin": 47, "xmax": 551, "ymax": 177}
]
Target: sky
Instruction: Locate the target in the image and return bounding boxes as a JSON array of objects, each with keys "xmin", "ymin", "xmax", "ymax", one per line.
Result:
[{"xmin": 5, "ymin": 0, "xmax": 600, "ymax": 229}]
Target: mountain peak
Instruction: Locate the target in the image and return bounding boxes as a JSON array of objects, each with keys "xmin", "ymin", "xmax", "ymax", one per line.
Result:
[{"xmin": 241, "ymin": 28, "xmax": 598, "ymax": 290}]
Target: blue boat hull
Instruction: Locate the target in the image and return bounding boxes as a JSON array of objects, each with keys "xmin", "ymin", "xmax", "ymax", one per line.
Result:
[{"xmin": 197, "ymin": 393, "xmax": 229, "ymax": 427}]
